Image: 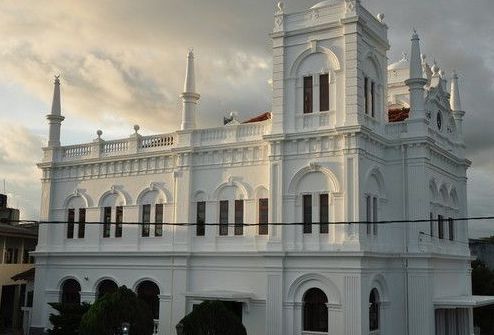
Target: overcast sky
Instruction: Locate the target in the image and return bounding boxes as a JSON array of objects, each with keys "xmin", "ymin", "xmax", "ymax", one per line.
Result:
[{"xmin": 0, "ymin": 0, "xmax": 493, "ymax": 237}]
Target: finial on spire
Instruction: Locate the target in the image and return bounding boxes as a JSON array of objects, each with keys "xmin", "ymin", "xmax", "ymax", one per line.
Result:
[{"xmin": 450, "ymin": 71, "xmax": 462, "ymax": 111}]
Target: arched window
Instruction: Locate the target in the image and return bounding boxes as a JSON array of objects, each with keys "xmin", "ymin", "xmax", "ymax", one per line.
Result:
[
  {"xmin": 137, "ymin": 281, "xmax": 160, "ymax": 320},
  {"xmin": 303, "ymin": 288, "xmax": 328, "ymax": 332},
  {"xmin": 61, "ymin": 279, "xmax": 81, "ymax": 305},
  {"xmin": 97, "ymin": 279, "xmax": 118, "ymax": 299},
  {"xmin": 369, "ymin": 288, "xmax": 380, "ymax": 332}
]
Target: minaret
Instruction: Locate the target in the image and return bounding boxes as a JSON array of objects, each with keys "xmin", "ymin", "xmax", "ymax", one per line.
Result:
[
  {"xmin": 450, "ymin": 71, "xmax": 465, "ymax": 137},
  {"xmin": 180, "ymin": 49, "xmax": 200, "ymax": 130},
  {"xmin": 405, "ymin": 31, "xmax": 428, "ymax": 120},
  {"xmin": 46, "ymin": 75, "xmax": 65, "ymax": 147}
]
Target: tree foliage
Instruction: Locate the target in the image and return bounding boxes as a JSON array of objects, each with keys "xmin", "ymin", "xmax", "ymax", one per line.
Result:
[
  {"xmin": 79, "ymin": 286, "xmax": 154, "ymax": 335},
  {"xmin": 472, "ymin": 260, "xmax": 494, "ymax": 335},
  {"xmin": 176, "ymin": 300, "xmax": 247, "ymax": 335},
  {"xmin": 48, "ymin": 302, "xmax": 91, "ymax": 335}
]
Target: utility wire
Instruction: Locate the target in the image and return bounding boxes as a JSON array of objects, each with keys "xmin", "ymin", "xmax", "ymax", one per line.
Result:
[{"xmin": 3, "ymin": 215, "xmax": 494, "ymax": 226}]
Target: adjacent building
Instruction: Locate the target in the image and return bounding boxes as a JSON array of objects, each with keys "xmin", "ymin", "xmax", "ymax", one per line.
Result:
[
  {"xmin": 0, "ymin": 194, "xmax": 37, "ymax": 331},
  {"xmin": 31, "ymin": 1, "xmax": 493, "ymax": 334}
]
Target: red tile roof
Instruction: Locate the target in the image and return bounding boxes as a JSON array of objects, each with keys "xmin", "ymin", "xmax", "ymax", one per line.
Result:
[
  {"xmin": 243, "ymin": 112, "xmax": 272, "ymax": 124},
  {"xmin": 388, "ymin": 107, "xmax": 410, "ymax": 122}
]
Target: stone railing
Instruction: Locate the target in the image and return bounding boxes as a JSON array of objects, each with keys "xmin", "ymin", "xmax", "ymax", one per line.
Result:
[
  {"xmin": 59, "ymin": 132, "xmax": 175, "ymax": 162},
  {"xmin": 385, "ymin": 122, "xmax": 407, "ymax": 137},
  {"xmin": 194, "ymin": 122, "xmax": 268, "ymax": 146},
  {"xmin": 62, "ymin": 144, "xmax": 92, "ymax": 159}
]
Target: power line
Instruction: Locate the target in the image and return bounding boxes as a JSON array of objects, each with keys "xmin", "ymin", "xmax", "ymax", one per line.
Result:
[{"xmin": 4, "ymin": 215, "xmax": 494, "ymax": 226}]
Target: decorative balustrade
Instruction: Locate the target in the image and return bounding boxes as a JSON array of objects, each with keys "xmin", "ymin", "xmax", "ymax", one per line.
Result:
[
  {"xmin": 63, "ymin": 144, "xmax": 91, "ymax": 158},
  {"xmin": 59, "ymin": 132, "xmax": 175, "ymax": 162},
  {"xmin": 102, "ymin": 139, "xmax": 129, "ymax": 155},
  {"xmin": 141, "ymin": 134, "xmax": 174, "ymax": 149},
  {"xmin": 195, "ymin": 122, "xmax": 267, "ymax": 146}
]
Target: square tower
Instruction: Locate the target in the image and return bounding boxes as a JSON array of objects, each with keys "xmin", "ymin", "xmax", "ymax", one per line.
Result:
[{"xmin": 271, "ymin": 0, "xmax": 389, "ymax": 134}]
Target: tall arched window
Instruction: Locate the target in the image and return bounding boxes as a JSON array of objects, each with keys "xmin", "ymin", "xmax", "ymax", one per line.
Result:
[
  {"xmin": 303, "ymin": 288, "xmax": 328, "ymax": 332},
  {"xmin": 369, "ymin": 288, "xmax": 380, "ymax": 332},
  {"xmin": 97, "ymin": 279, "xmax": 118, "ymax": 299},
  {"xmin": 137, "ymin": 281, "xmax": 160, "ymax": 320},
  {"xmin": 61, "ymin": 279, "xmax": 81, "ymax": 305}
]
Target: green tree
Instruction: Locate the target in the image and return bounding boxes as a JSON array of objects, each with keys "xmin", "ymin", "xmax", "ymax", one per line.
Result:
[
  {"xmin": 176, "ymin": 300, "xmax": 247, "ymax": 335},
  {"xmin": 472, "ymin": 260, "xmax": 494, "ymax": 335},
  {"xmin": 79, "ymin": 286, "xmax": 154, "ymax": 335},
  {"xmin": 48, "ymin": 302, "xmax": 91, "ymax": 335}
]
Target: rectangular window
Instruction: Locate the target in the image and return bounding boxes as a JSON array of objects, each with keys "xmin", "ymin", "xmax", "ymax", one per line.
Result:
[
  {"xmin": 448, "ymin": 218, "xmax": 454, "ymax": 241},
  {"xmin": 142, "ymin": 204, "xmax": 151, "ymax": 237},
  {"xmin": 364, "ymin": 77, "xmax": 369, "ymax": 115},
  {"xmin": 219, "ymin": 200, "xmax": 229, "ymax": 236},
  {"xmin": 319, "ymin": 194, "xmax": 329, "ymax": 234},
  {"xmin": 196, "ymin": 202, "xmax": 206, "ymax": 236},
  {"xmin": 67, "ymin": 209, "xmax": 75, "ymax": 239},
  {"xmin": 258, "ymin": 198, "xmax": 269, "ymax": 235},
  {"xmin": 373, "ymin": 196, "xmax": 378, "ymax": 235},
  {"xmin": 303, "ymin": 76, "xmax": 313, "ymax": 114},
  {"xmin": 303, "ymin": 194, "xmax": 312, "ymax": 234},
  {"xmin": 430, "ymin": 212, "xmax": 434, "ymax": 237},
  {"xmin": 155, "ymin": 204, "xmax": 163, "ymax": 237},
  {"xmin": 103, "ymin": 207, "xmax": 111, "ymax": 238},
  {"xmin": 366, "ymin": 195, "xmax": 372, "ymax": 234},
  {"xmin": 5, "ymin": 248, "xmax": 13, "ymax": 264},
  {"xmin": 78, "ymin": 208, "xmax": 86, "ymax": 239},
  {"xmin": 115, "ymin": 206, "xmax": 123, "ymax": 238},
  {"xmin": 438, "ymin": 215, "xmax": 444, "ymax": 239},
  {"xmin": 234, "ymin": 200, "xmax": 244, "ymax": 236},
  {"xmin": 319, "ymin": 74, "xmax": 329, "ymax": 112},
  {"xmin": 371, "ymin": 81, "xmax": 375, "ymax": 117}
]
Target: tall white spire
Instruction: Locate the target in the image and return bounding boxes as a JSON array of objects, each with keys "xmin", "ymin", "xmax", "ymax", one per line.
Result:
[
  {"xmin": 46, "ymin": 75, "xmax": 65, "ymax": 147},
  {"xmin": 450, "ymin": 71, "xmax": 465, "ymax": 138},
  {"xmin": 180, "ymin": 49, "xmax": 200, "ymax": 130},
  {"xmin": 405, "ymin": 30, "xmax": 428, "ymax": 119},
  {"xmin": 450, "ymin": 71, "xmax": 462, "ymax": 111}
]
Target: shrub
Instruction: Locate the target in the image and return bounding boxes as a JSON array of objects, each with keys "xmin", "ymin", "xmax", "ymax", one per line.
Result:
[
  {"xmin": 48, "ymin": 302, "xmax": 91, "ymax": 335},
  {"xmin": 79, "ymin": 285, "xmax": 154, "ymax": 335},
  {"xmin": 176, "ymin": 300, "xmax": 247, "ymax": 335}
]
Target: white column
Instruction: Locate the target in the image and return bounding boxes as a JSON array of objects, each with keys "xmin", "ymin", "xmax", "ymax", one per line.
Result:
[{"xmin": 327, "ymin": 303, "xmax": 343, "ymax": 335}]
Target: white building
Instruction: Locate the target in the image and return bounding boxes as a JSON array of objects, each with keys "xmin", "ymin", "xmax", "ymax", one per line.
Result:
[{"xmin": 30, "ymin": 1, "xmax": 493, "ymax": 334}]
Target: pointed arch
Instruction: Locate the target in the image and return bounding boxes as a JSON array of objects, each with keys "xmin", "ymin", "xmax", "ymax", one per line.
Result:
[
  {"xmin": 63, "ymin": 189, "xmax": 91, "ymax": 208},
  {"xmin": 429, "ymin": 178, "xmax": 439, "ymax": 202},
  {"xmin": 363, "ymin": 49, "xmax": 384, "ymax": 81},
  {"xmin": 368, "ymin": 273, "xmax": 390, "ymax": 303},
  {"xmin": 136, "ymin": 182, "xmax": 171, "ymax": 204},
  {"xmin": 193, "ymin": 190, "xmax": 208, "ymax": 202},
  {"xmin": 98, "ymin": 186, "xmax": 130, "ymax": 207},
  {"xmin": 254, "ymin": 185, "xmax": 269, "ymax": 199},
  {"xmin": 365, "ymin": 166, "xmax": 387, "ymax": 198},
  {"xmin": 288, "ymin": 163, "xmax": 340, "ymax": 195},
  {"xmin": 212, "ymin": 178, "xmax": 252, "ymax": 200},
  {"xmin": 439, "ymin": 183, "xmax": 449, "ymax": 204},
  {"xmin": 289, "ymin": 45, "xmax": 341, "ymax": 77}
]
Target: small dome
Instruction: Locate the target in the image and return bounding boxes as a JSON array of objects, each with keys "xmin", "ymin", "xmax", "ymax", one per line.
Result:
[
  {"xmin": 311, "ymin": 0, "xmax": 342, "ymax": 9},
  {"xmin": 388, "ymin": 52, "xmax": 409, "ymax": 71}
]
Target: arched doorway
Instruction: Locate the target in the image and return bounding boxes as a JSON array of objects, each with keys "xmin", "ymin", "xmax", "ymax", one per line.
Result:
[
  {"xmin": 136, "ymin": 280, "xmax": 160, "ymax": 320},
  {"xmin": 369, "ymin": 288, "xmax": 380, "ymax": 332},
  {"xmin": 303, "ymin": 287, "xmax": 328, "ymax": 332},
  {"xmin": 97, "ymin": 279, "xmax": 118, "ymax": 299},
  {"xmin": 60, "ymin": 279, "xmax": 81, "ymax": 305}
]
